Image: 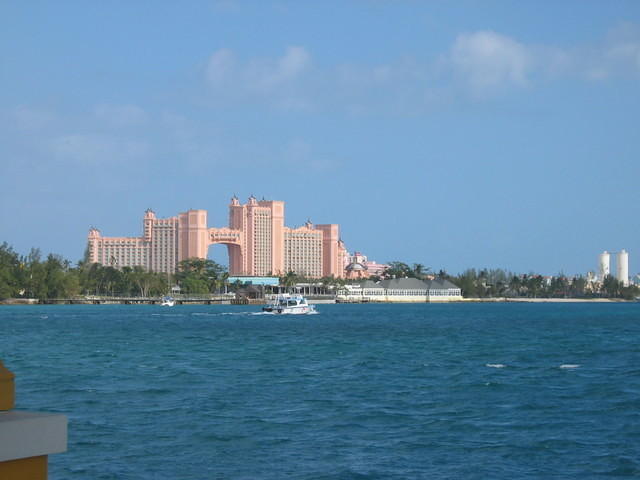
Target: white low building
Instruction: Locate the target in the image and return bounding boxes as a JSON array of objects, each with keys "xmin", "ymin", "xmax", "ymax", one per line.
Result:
[{"xmin": 337, "ymin": 277, "xmax": 463, "ymax": 303}]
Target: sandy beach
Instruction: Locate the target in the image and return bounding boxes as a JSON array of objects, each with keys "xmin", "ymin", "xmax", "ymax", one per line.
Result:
[{"xmin": 462, "ymin": 297, "xmax": 629, "ymax": 303}]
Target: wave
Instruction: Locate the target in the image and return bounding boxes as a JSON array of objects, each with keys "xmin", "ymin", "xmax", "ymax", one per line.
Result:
[
  {"xmin": 559, "ymin": 364, "xmax": 580, "ymax": 369},
  {"xmin": 486, "ymin": 363, "xmax": 506, "ymax": 368}
]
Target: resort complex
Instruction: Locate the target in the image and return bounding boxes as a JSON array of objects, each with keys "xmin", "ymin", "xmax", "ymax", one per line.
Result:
[
  {"xmin": 88, "ymin": 196, "xmax": 354, "ymax": 278},
  {"xmin": 86, "ymin": 196, "xmax": 418, "ymax": 282},
  {"xmin": 83, "ymin": 196, "xmax": 467, "ymax": 302}
]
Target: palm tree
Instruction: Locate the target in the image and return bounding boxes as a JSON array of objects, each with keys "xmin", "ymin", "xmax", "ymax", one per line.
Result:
[
  {"xmin": 282, "ymin": 271, "xmax": 298, "ymax": 292},
  {"xmin": 412, "ymin": 263, "xmax": 432, "ymax": 279},
  {"xmin": 509, "ymin": 275, "xmax": 522, "ymax": 297}
]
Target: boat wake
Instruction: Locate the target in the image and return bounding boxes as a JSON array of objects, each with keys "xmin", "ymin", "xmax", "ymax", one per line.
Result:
[
  {"xmin": 151, "ymin": 310, "xmax": 320, "ymax": 318},
  {"xmin": 251, "ymin": 310, "xmax": 319, "ymax": 316},
  {"xmin": 191, "ymin": 311, "xmax": 258, "ymax": 317}
]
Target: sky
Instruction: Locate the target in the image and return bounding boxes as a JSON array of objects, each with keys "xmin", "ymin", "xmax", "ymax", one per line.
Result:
[{"xmin": 1, "ymin": 1, "xmax": 639, "ymax": 276}]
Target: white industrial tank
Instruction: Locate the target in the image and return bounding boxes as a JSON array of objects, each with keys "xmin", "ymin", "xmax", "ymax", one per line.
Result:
[
  {"xmin": 598, "ymin": 251, "xmax": 610, "ymax": 281},
  {"xmin": 617, "ymin": 249, "xmax": 629, "ymax": 286}
]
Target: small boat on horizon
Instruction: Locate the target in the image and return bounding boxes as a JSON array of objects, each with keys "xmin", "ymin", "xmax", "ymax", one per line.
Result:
[{"xmin": 262, "ymin": 294, "xmax": 316, "ymax": 315}]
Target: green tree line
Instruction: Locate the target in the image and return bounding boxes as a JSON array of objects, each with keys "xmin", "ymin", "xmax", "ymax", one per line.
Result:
[
  {"xmin": 1, "ymin": 242, "xmax": 637, "ymax": 300},
  {"xmin": 0, "ymin": 242, "xmax": 229, "ymax": 300},
  {"xmin": 446, "ymin": 268, "xmax": 638, "ymax": 300},
  {"xmin": 380, "ymin": 262, "xmax": 639, "ymax": 300}
]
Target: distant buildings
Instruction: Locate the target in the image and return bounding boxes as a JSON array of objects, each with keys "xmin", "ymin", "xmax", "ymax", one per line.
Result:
[
  {"xmin": 344, "ymin": 252, "xmax": 389, "ymax": 280},
  {"xmin": 87, "ymin": 208, "xmax": 182, "ymax": 273},
  {"xmin": 87, "ymin": 196, "xmax": 350, "ymax": 278},
  {"xmin": 337, "ymin": 277, "xmax": 463, "ymax": 303}
]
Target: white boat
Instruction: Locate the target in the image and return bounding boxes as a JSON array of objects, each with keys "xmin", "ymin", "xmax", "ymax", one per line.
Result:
[
  {"xmin": 262, "ymin": 294, "xmax": 316, "ymax": 315},
  {"xmin": 160, "ymin": 296, "xmax": 175, "ymax": 307}
]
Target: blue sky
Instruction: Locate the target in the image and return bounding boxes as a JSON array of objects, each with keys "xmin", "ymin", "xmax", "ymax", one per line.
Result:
[{"xmin": 1, "ymin": 1, "xmax": 639, "ymax": 276}]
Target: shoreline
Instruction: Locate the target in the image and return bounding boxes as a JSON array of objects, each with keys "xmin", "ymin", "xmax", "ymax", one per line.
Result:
[
  {"xmin": 461, "ymin": 297, "xmax": 631, "ymax": 303},
  {"xmin": 503, "ymin": 297, "xmax": 629, "ymax": 303},
  {"xmin": 0, "ymin": 297, "xmax": 635, "ymax": 306}
]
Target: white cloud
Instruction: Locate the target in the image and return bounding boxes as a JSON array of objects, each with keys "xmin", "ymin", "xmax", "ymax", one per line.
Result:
[
  {"xmin": 94, "ymin": 104, "xmax": 148, "ymax": 127},
  {"xmin": 330, "ymin": 57, "xmax": 445, "ymax": 115},
  {"xmin": 539, "ymin": 47, "xmax": 574, "ymax": 77},
  {"xmin": 206, "ymin": 46, "xmax": 311, "ymax": 92},
  {"xmin": 276, "ymin": 46, "xmax": 311, "ymax": 80},
  {"xmin": 204, "ymin": 46, "xmax": 312, "ymax": 107},
  {"xmin": 449, "ymin": 31, "xmax": 532, "ymax": 94},
  {"xmin": 283, "ymin": 138, "xmax": 312, "ymax": 163},
  {"xmin": 607, "ymin": 42, "xmax": 640, "ymax": 70},
  {"xmin": 205, "ymin": 48, "xmax": 235, "ymax": 86},
  {"xmin": 282, "ymin": 138, "xmax": 337, "ymax": 172},
  {"xmin": 445, "ymin": 26, "xmax": 640, "ymax": 94},
  {"xmin": 50, "ymin": 134, "xmax": 149, "ymax": 165},
  {"xmin": 555, "ymin": 25, "xmax": 640, "ymax": 82},
  {"xmin": 13, "ymin": 106, "xmax": 55, "ymax": 130},
  {"xmin": 209, "ymin": 33, "xmax": 640, "ymax": 109},
  {"xmin": 211, "ymin": 0, "xmax": 240, "ymax": 12},
  {"xmin": 603, "ymin": 24, "xmax": 640, "ymax": 75},
  {"xmin": 586, "ymin": 66, "xmax": 610, "ymax": 81}
]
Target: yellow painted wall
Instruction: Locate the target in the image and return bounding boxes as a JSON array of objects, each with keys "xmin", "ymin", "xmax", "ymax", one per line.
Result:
[
  {"xmin": 0, "ymin": 360, "xmax": 15, "ymax": 410},
  {"xmin": 0, "ymin": 456, "xmax": 47, "ymax": 480}
]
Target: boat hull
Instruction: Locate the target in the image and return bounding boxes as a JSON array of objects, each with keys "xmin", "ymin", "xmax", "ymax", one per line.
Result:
[
  {"xmin": 264, "ymin": 305, "xmax": 315, "ymax": 315},
  {"xmin": 262, "ymin": 294, "xmax": 316, "ymax": 315}
]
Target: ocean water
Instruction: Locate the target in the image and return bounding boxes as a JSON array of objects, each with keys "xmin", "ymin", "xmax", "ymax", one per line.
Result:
[{"xmin": 2, "ymin": 302, "xmax": 640, "ymax": 479}]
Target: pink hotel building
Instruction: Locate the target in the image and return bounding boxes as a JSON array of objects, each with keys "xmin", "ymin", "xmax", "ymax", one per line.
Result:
[{"xmin": 87, "ymin": 196, "xmax": 349, "ymax": 278}]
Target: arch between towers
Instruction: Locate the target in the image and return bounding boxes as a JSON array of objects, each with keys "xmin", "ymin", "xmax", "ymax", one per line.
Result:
[{"xmin": 207, "ymin": 228, "xmax": 245, "ymax": 275}]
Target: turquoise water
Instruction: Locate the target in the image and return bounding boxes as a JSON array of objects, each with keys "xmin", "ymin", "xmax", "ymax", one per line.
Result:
[{"xmin": 3, "ymin": 303, "xmax": 640, "ymax": 479}]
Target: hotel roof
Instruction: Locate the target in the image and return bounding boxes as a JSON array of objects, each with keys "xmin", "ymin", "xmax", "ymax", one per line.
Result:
[{"xmin": 357, "ymin": 277, "xmax": 460, "ymax": 290}]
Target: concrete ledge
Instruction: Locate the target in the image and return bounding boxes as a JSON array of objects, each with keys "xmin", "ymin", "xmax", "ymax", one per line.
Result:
[{"xmin": 0, "ymin": 411, "xmax": 67, "ymax": 462}]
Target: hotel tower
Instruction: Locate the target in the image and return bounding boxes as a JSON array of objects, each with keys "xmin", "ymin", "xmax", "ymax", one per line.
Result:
[{"xmin": 87, "ymin": 196, "xmax": 348, "ymax": 278}]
